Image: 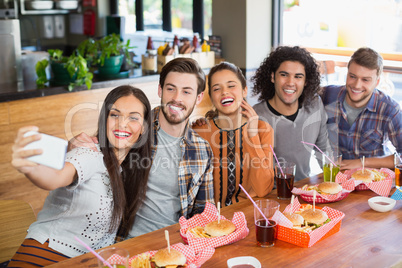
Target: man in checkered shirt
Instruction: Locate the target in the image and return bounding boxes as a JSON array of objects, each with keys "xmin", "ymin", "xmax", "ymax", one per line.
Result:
[
  {"xmin": 322, "ymin": 47, "xmax": 402, "ymax": 170},
  {"xmin": 70, "ymin": 58, "xmax": 215, "ymax": 239}
]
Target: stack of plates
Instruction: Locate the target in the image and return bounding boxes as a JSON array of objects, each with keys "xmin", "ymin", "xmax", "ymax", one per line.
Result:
[
  {"xmin": 54, "ymin": 0, "xmax": 78, "ymax": 10},
  {"xmin": 25, "ymin": 0, "xmax": 54, "ymax": 10}
]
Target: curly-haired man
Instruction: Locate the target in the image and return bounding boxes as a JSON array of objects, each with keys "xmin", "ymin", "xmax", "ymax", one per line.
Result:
[{"xmin": 252, "ymin": 46, "xmax": 331, "ymax": 181}]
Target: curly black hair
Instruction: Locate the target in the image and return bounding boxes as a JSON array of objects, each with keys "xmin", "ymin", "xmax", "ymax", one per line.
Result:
[{"xmin": 251, "ymin": 46, "xmax": 321, "ymax": 111}]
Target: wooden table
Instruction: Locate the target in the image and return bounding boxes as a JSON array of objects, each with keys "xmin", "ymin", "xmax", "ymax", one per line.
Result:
[{"xmin": 49, "ymin": 175, "xmax": 402, "ymax": 268}]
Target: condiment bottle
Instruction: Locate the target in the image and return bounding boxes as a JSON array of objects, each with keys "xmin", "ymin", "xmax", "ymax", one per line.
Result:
[
  {"xmin": 173, "ymin": 35, "xmax": 180, "ymax": 55},
  {"xmin": 193, "ymin": 34, "xmax": 201, "ymax": 52},
  {"xmin": 201, "ymin": 40, "xmax": 210, "ymax": 52},
  {"xmin": 146, "ymin": 36, "xmax": 155, "ymax": 50}
]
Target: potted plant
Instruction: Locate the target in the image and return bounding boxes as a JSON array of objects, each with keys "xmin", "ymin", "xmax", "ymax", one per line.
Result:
[
  {"xmin": 77, "ymin": 38, "xmax": 98, "ymax": 68},
  {"xmin": 36, "ymin": 49, "xmax": 93, "ymax": 91},
  {"xmin": 95, "ymin": 33, "xmax": 134, "ymax": 76}
]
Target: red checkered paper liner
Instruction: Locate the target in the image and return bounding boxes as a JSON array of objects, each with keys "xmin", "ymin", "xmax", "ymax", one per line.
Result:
[
  {"xmin": 271, "ymin": 197, "xmax": 345, "ymax": 247},
  {"xmin": 338, "ymin": 168, "xmax": 394, "ymax": 196},
  {"xmin": 291, "ymin": 178, "xmax": 355, "ymax": 203},
  {"xmin": 99, "ymin": 253, "xmax": 127, "ymax": 266},
  {"xmin": 179, "ymin": 202, "xmax": 249, "ymax": 253},
  {"xmin": 127, "ymin": 243, "xmax": 215, "ymax": 268}
]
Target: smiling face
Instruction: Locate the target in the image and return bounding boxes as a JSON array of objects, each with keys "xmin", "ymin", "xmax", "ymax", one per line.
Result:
[
  {"xmin": 210, "ymin": 69, "xmax": 247, "ymax": 116},
  {"xmin": 345, "ymin": 61, "xmax": 379, "ymax": 108},
  {"xmin": 158, "ymin": 71, "xmax": 203, "ymax": 125},
  {"xmin": 270, "ymin": 61, "xmax": 306, "ymax": 112},
  {"xmin": 107, "ymin": 94, "xmax": 145, "ymax": 157}
]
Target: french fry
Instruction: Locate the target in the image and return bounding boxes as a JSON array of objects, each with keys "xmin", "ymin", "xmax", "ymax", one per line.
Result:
[
  {"xmin": 188, "ymin": 226, "xmax": 211, "ymax": 238},
  {"xmin": 131, "ymin": 253, "xmax": 151, "ymax": 268}
]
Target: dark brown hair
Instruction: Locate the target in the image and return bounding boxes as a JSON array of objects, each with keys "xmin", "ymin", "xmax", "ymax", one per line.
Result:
[
  {"xmin": 205, "ymin": 61, "xmax": 247, "ymax": 119},
  {"xmin": 251, "ymin": 46, "xmax": 321, "ymax": 111},
  {"xmin": 348, "ymin": 47, "xmax": 383, "ymax": 76},
  {"xmin": 97, "ymin": 85, "xmax": 152, "ymax": 237},
  {"xmin": 159, "ymin": 57, "xmax": 206, "ymax": 95}
]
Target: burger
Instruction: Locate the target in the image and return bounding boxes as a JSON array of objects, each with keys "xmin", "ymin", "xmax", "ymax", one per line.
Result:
[
  {"xmin": 317, "ymin": 182, "xmax": 342, "ymax": 195},
  {"xmin": 204, "ymin": 219, "xmax": 236, "ymax": 237},
  {"xmin": 283, "ymin": 212, "xmax": 304, "ymax": 228},
  {"xmin": 351, "ymin": 169, "xmax": 375, "ymax": 183},
  {"xmin": 300, "ymin": 208, "xmax": 330, "ymax": 229},
  {"xmin": 151, "ymin": 248, "xmax": 187, "ymax": 268}
]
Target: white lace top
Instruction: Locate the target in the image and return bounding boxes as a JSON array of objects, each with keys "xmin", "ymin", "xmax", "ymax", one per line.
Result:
[{"xmin": 26, "ymin": 145, "xmax": 117, "ymax": 257}]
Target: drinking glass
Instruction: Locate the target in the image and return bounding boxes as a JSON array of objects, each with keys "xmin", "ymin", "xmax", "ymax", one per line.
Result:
[
  {"xmin": 275, "ymin": 162, "xmax": 296, "ymax": 200},
  {"xmin": 395, "ymin": 153, "xmax": 402, "ymax": 188},
  {"xmin": 322, "ymin": 152, "xmax": 342, "ymax": 182},
  {"xmin": 254, "ymin": 199, "xmax": 279, "ymax": 247}
]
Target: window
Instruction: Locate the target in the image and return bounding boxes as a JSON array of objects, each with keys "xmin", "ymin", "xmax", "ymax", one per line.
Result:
[
  {"xmin": 282, "ymin": 0, "xmax": 402, "ymax": 54},
  {"xmin": 119, "ymin": 0, "xmax": 136, "ymax": 34},
  {"xmin": 118, "ymin": 0, "xmax": 212, "ymax": 39},
  {"xmin": 144, "ymin": 0, "xmax": 162, "ymax": 30},
  {"xmin": 279, "ymin": 0, "xmax": 402, "ymax": 106}
]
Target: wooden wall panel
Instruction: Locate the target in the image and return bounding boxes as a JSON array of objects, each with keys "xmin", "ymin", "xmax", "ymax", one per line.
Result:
[{"xmin": 0, "ymin": 103, "xmax": 9, "ymax": 126}]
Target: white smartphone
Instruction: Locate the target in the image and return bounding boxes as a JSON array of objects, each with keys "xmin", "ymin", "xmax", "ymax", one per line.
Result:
[{"xmin": 23, "ymin": 131, "xmax": 68, "ymax": 170}]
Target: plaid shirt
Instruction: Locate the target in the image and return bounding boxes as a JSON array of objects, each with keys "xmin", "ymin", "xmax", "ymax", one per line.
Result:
[
  {"xmin": 322, "ymin": 85, "xmax": 402, "ymax": 159},
  {"xmin": 151, "ymin": 107, "xmax": 215, "ymax": 218}
]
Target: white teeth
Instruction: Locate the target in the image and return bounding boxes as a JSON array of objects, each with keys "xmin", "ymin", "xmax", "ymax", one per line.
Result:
[
  {"xmin": 114, "ymin": 131, "xmax": 130, "ymax": 137},
  {"xmin": 284, "ymin": 89, "xmax": 296, "ymax": 94},
  {"xmin": 221, "ymin": 98, "xmax": 234, "ymax": 104},
  {"xmin": 170, "ymin": 105, "xmax": 183, "ymax": 111},
  {"xmin": 351, "ymin": 89, "xmax": 363, "ymax": 93}
]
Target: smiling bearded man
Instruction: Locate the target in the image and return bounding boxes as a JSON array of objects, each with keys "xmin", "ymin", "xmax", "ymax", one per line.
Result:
[{"xmin": 322, "ymin": 47, "xmax": 402, "ymax": 171}]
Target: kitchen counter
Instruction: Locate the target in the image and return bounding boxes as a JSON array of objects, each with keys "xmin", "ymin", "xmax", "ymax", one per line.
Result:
[{"xmin": 0, "ymin": 69, "xmax": 160, "ymax": 103}]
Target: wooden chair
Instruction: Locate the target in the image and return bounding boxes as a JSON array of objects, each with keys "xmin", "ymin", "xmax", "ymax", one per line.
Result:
[{"xmin": 0, "ymin": 200, "xmax": 36, "ymax": 263}]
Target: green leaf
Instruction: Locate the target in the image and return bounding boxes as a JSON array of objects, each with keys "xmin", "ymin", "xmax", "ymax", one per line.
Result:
[{"xmin": 35, "ymin": 59, "xmax": 49, "ymax": 88}]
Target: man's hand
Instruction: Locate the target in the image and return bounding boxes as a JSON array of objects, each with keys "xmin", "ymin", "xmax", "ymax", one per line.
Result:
[
  {"xmin": 192, "ymin": 117, "xmax": 207, "ymax": 127},
  {"xmin": 68, "ymin": 132, "xmax": 99, "ymax": 152},
  {"xmin": 340, "ymin": 159, "xmax": 362, "ymax": 170}
]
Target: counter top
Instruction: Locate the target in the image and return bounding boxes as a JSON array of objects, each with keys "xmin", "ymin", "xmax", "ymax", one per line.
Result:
[{"xmin": 0, "ymin": 70, "xmax": 160, "ymax": 103}]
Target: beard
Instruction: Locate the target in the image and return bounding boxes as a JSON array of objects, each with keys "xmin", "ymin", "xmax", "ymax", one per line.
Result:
[{"xmin": 161, "ymin": 100, "xmax": 196, "ymax": 125}]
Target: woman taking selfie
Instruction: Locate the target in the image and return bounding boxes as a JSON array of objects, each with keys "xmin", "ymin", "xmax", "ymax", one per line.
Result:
[
  {"xmin": 8, "ymin": 85, "xmax": 152, "ymax": 267},
  {"xmin": 193, "ymin": 62, "xmax": 274, "ymax": 207}
]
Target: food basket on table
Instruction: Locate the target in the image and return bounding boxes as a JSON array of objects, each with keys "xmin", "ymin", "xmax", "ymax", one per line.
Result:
[
  {"xmin": 339, "ymin": 168, "xmax": 394, "ymax": 196},
  {"xmin": 179, "ymin": 202, "xmax": 249, "ymax": 253},
  {"xmin": 291, "ymin": 177, "xmax": 355, "ymax": 203},
  {"xmin": 128, "ymin": 242, "xmax": 214, "ymax": 268},
  {"xmin": 271, "ymin": 197, "xmax": 345, "ymax": 248}
]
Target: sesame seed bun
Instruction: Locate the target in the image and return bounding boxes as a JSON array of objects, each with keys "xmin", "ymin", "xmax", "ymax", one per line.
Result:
[
  {"xmin": 300, "ymin": 209, "xmax": 328, "ymax": 225},
  {"xmin": 351, "ymin": 169, "xmax": 375, "ymax": 183},
  {"xmin": 204, "ymin": 219, "xmax": 236, "ymax": 237},
  {"xmin": 318, "ymin": 182, "xmax": 343, "ymax": 195},
  {"xmin": 152, "ymin": 248, "xmax": 186, "ymax": 267},
  {"xmin": 283, "ymin": 212, "xmax": 304, "ymax": 227}
]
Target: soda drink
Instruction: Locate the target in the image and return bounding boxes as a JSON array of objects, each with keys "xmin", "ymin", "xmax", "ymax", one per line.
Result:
[
  {"xmin": 255, "ymin": 219, "xmax": 276, "ymax": 247},
  {"xmin": 276, "ymin": 174, "xmax": 294, "ymax": 199}
]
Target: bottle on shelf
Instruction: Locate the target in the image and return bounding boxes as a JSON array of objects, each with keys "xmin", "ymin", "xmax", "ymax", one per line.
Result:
[
  {"xmin": 173, "ymin": 35, "xmax": 180, "ymax": 55},
  {"xmin": 193, "ymin": 34, "xmax": 201, "ymax": 53},
  {"xmin": 143, "ymin": 36, "xmax": 157, "ymax": 75},
  {"xmin": 201, "ymin": 40, "xmax": 210, "ymax": 52}
]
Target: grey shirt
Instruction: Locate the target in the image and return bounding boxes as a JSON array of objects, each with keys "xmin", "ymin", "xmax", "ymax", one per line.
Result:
[
  {"xmin": 343, "ymin": 99, "xmax": 365, "ymax": 126},
  {"xmin": 253, "ymin": 97, "xmax": 331, "ymax": 181},
  {"xmin": 128, "ymin": 128, "xmax": 182, "ymax": 238}
]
